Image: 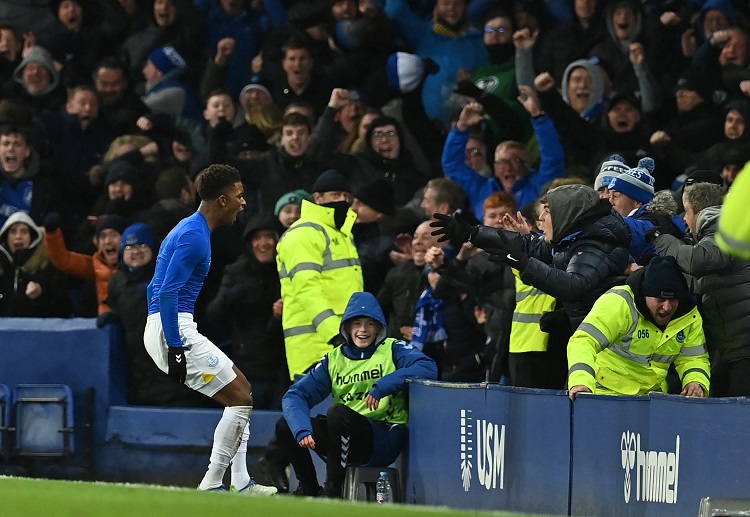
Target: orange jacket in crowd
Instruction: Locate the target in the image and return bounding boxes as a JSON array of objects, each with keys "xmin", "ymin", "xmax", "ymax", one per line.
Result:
[{"xmin": 44, "ymin": 228, "xmax": 116, "ymax": 315}]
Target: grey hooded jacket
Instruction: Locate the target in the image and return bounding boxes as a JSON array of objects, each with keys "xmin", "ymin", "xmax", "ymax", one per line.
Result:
[{"xmin": 655, "ymin": 205, "xmax": 750, "ymax": 362}]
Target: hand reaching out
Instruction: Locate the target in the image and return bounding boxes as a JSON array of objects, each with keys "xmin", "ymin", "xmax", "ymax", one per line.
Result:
[
  {"xmin": 425, "ymin": 246, "xmax": 445, "ymax": 269},
  {"xmin": 389, "ymin": 233, "xmax": 413, "ymax": 265},
  {"xmin": 328, "ymin": 88, "xmax": 353, "ymax": 110},
  {"xmin": 500, "ymin": 211, "xmax": 532, "ymax": 234},
  {"xmin": 215, "ymin": 37, "xmax": 235, "ymax": 65},
  {"xmin": 629, "ymin": 43, "xmax": 645, "ymax": 66},
  {"xmin": 21, "ymin": 32, "xmax": 35, "ymax": 58},
  {"xmin": 512, "ymin": 28, "xmax": 538, "ymax": 51},
  {"xmin": 517, "ymin": 84, "xmax": 542, "ymax": 117},
  {"xmin": 456, "ymin": 101, "xmax": 483, "ymax": 131},
  {"xmin": 534, "ymin": 72, "xmax": 555, "ymax": 93}
]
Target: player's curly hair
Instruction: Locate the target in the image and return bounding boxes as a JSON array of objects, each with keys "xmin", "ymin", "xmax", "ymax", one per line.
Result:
[{"xmin": 195, "ymin": 164, "xmax": 241, "ymax": 201}]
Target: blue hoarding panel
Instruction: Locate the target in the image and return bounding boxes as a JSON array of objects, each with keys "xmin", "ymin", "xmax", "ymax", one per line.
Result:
[
  {"xmin": 644, "ymin": 394, "xmax": 750, "ymax": 516},
  {"xmin": 570, "ymin": 394, "xmax": 650, "ymax": 517},
  {"xmin": 499, "ymin": 385, "xmax": 570, "ymax": 515},
  {"xmin": 407, "ymin": 381, "xmax": 570, "ymax": 515},
  {"xmin": 407, "ymin": 381, "xmax": 488, "ymax": 506}
]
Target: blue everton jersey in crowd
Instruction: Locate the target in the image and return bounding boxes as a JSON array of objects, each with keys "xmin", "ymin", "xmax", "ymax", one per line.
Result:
[{"xmin": 148, "ymin": 211, "xmax": 212, "ymax": 346}]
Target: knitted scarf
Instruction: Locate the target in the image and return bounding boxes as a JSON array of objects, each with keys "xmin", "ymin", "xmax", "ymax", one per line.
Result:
[{"xmin": 411, "ymin": 286, "xmax": 447, "ymax": 350}]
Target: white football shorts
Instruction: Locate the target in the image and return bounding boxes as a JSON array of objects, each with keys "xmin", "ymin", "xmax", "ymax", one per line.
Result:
[{"xmin": 144, "ymin": 312, "xmax": 236, "ymax": 398}]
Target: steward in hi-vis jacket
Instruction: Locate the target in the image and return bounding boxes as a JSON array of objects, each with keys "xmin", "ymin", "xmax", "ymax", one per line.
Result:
[
  {"xmin": 567, "ymin": 256, "xmax": 710, "ymax": 400},
  {"xmin": 276, "ymin": 170, "xmax": 363, "ymax": 379}
]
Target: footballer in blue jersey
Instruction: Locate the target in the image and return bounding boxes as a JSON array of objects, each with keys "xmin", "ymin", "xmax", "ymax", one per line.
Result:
[{"xmin": 144, "ymin": 164, "xmax": 276, "ymax": 495}]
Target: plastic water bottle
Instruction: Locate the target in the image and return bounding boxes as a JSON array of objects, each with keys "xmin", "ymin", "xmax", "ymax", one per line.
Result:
[{"xmin": 376, "ymin": 471, "xmax": 392, "ymax": 504}]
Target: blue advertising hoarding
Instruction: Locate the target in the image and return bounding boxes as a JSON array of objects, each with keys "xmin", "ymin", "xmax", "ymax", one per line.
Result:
[
  {"xmin": 570, "ymin": 394, "xmax": 651, "ymax": 516},
  {"xmin": 408, "ymin": 380, "xmax": 571, "ymax": 515}
]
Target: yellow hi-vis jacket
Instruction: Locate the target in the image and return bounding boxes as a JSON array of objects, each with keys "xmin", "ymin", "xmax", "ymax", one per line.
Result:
[
  {"xmin": 567, "ymin": 285, "xmax": 710, "ymax": 395},
  {"xmin": 509, "ymin": 270, "xmax": 556, "ymax": 353},
  {"xmin": 717, "ymin": 161, "xmax": 750, "ymax": 259},
  {"xmin": 277, "ymin": 200, "xmax": 363, "ymax": 379}
]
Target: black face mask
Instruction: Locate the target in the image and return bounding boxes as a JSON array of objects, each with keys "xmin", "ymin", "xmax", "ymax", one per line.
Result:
[
  {"xmin": 486, "ymin": 43, "xmax": 515, "ymax": 65},
  {"xmin": 322, "ymin": 201, "xmax": 350, "ymax": 229}
]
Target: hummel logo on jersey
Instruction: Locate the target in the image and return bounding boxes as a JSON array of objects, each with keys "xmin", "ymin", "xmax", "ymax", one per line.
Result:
[{"xmin": 175, "ymin": 355, "xmax": 183, "ymax": 363}]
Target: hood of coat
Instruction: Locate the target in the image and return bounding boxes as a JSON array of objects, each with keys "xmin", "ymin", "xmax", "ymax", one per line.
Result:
[
  {"xmin": 604, "ymin": 0, "xmax": 642, "ymax": 46},
  {"xmin": 561, "ymin": 58, "xmax": 606, "ymax": 117},
  {"xmin": 548, "ymin": 184, "xmax": 629, "ymax": 245},
  {"xmin": 695, "ymin": 205, "xmax": 722, "ymax": 240},
  {"xmin": 0, "ymin": 211, "xmax": 43, "ymax": 263},
  {"xmin": 339, "ymin": 291, "xmax": 388, "ymax": 359},
  {"xmin": 13, "ymin": 46, "xmax": 60, "ymax": 96}
]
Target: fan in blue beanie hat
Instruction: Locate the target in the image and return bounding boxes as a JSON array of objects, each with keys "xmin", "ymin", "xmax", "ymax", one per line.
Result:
[
  {"xmin": 147, "ymin": 46, "xmax": 186, "ymax": 75},
  {"xmin": 608, "ymin": 157, "xmax": 656, "ymax": 210},
  {"xmin": 121, "ymin": 222, "xmax": 155, "ymax": 251},
  {"xmin": 594, "ymin": 154, "xmax": 629, "ymax": 193}
]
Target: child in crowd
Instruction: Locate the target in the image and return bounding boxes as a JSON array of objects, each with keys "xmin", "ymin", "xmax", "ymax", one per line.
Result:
[
  {"xmin": 274, "ymin": 189, "xmax": 309, "ymax": 230},
  {"xmin": 270, "ymin": 291, "xmax": 437, "ymax": 497}
]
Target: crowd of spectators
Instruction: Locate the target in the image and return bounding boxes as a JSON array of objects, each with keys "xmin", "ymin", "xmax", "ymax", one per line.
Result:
[{"xmin": 1, "ymin": 0, "xmax": 749, "ymax": 405}]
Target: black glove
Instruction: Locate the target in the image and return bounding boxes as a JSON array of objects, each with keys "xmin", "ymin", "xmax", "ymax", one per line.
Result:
[
  {"xmin": 454, "ymin": 78, "xmax": 484, "ymax": 100},
  {"xmin": 484, "ymin": 233, "xmax": 529, "ymax": 270},
  {"xmin": 329, "ymin": 334, "xmax": 346, "ymax": 347},
  {"xmin": 43, "ymin": 212, "xmax": 61, "ymax": 233},
  {"xmin": 539, "ymin": 308, "xmax": 572, "ymax": 335},
  {"xmin": 226, "ymin": 283, "xmax": 251, "ymax": 303},
  {"xmin": 168, "ymin": 346, "xmax": 187, "ymax": 383},
  {"xmin": 96, "ymin": 311, "xmax": 120, "ymax": 328},
  {"xmin": 429, "ymin": 213, "xmax": 476, "ymax": 248}
]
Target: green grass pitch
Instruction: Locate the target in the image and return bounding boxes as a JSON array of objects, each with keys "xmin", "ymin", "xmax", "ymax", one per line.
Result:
[{"xmin": 0, "ymin": 476, "xmax": 553, "ymax": 516}]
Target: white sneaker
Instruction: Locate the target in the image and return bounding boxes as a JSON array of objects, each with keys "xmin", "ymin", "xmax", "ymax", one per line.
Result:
[{"xmin": 234, "ymin": 479, "xmax": 278, "ymax": 496}]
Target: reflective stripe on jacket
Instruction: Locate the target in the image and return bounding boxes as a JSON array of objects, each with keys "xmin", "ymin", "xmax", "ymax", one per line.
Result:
[
  {"xmin": 277, "ymin": 200, "xmax": 363, "ymax": 378},
  {"xmin": 509, "ymin": 270, "xmax": 555, "ymax": 353},
  {"xmin": 567, "ymin": 286, "xmax": 710, "ymax": 395},
  {"xmin": 718, "ymin": 162, "xmax": 750, "ymax": 259}
]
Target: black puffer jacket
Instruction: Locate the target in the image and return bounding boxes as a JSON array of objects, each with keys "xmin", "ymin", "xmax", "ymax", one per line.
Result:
[{"xmin": 474, "ymin": 185, "xmax": 631, "ymax": 328}]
